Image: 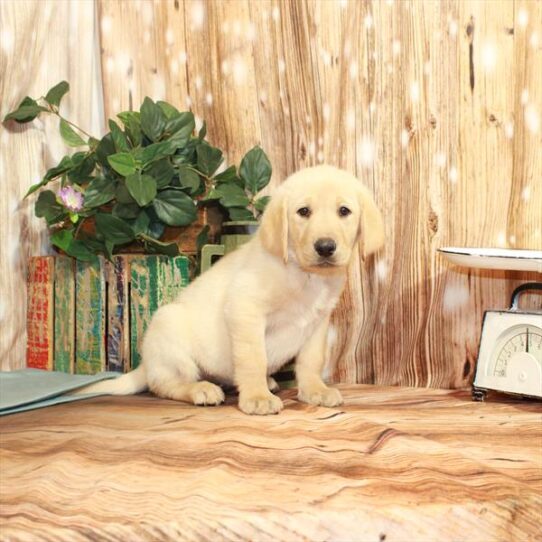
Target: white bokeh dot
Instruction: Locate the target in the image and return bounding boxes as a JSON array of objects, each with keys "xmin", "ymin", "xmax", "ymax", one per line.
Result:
[
  {"xmin": 101, "ymin": 16, "xmax": 112, "ymax": 34},
  {"xmin": 233, "ymin": 57, "xmax": 247, "ymax": 85},
  {"xmin": 191, "ymin": 1, "xmax": 205, "ymax": 29},
  {"xmin": 481, "ymin": 42, "xmax": 497, "ymax": 72},
  {"xmin": 517, "ymin": 8, "xmax": 528, "ymax": 28},
  {"xmin": 524, "ymin": 104, "xmax": 540, "ymax": 134},
  {"xmin": 349, "ymin": 62, "xmax": 358, "ymax": 79},
  {"xmin": 401, "ymin": 129, "xmax": 409, "ymax": 148},
  {"xmin": 449, "ymin": 166, "xmax": 458, "ymax": 184},
  {"xmin": 359, "ymin": 137, "xmax": 375, "ymax": 169},
  {"xmin": 504, "ymin": 121, "xmax": 514, "ymax": 139}
]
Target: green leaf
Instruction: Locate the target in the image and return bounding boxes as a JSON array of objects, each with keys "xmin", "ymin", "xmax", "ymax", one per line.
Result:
[
  {"xmin": 70, "ymin": 152, "xmax": 87, "ymax": 168},
  {"xmin": 50, "ymin": 229, "xmax": 73, "ymax": 252},
  {"xmin": 254, "ymin": 195, "xmax": 271, "ymax": 213},
  {"xmin": 107, "ymin": 152, "xmax": 137, "ymax": 176},
  {"xmin": 172, "ymin": 138, "xmax": 199, "ymax": 165},
  {"xmin": 83, "ymin": 176, "xmax": 116, "ymax": 208},
  {"xmin": 108, "ymin": 119, "xmax": 130, "ymax": 152},
  {"xmin": 115, "ymin": 181, "xmax": 136, "ymax": 204},
  {"xmin": 152, "ymin": 189, "xmax": 197, "ymax": 226},
  {"xmin": 4, "ymin": 97, "xmax": 48, "ymax": 123},
  {"xmin": 196, "ymin": 143, "xmax": 223, "ymax": 177},
  {"xmin": 214, "ymin": 165, "xmax": 243, "ymax": 187},
  {"xmin": 49, "ymin": 229, "xmax": 97, "ymax": 262},
  {"xmin": 24, "ymin": 155, "xmax": 74, "ymax": 197},
  {"xmin": 44, "ymin": 81, "xmax": 69, "ymax": 107},
  {"xmin": 239, "ymin": 146, "xmax": 272, "ymax": 195},
  {"xmin": 117, "ymin": 111, "xmax": 142, "ymax": 147},
  {"xmin": 143, "ymin": 208, "xmax": 166, "ymax": 239},
  {"xmin": 95, "ymin": 133, "xmax": 116, "ymax": 167},
  {"xmin": 136, "ymin": 140, "xmax": 176, "ymax": 165},
  {"xmin": 132, "ymin": 211, "xmax": 151, "ymax": 235},
  {"xmin": 139, "ymin": 234, "xmax": 180, "ymax": 257},
  {"xmin": 95, "ymin": 213, "xmax": 135, "ymax": 244},
  {"xmin": 35, "ymin": 190, "xmax": 65, "ymax": 223},
  {"xmin": 126, "ymin": 172, "xmax": 157, "ymax": 206},
  {"xmin": 165, "ymin": 112, "xmax": 195, "ymax": 147},
  {"xmin": 215, "ymin": 182, "xmax": 250, "ymax": 208},
  {"xmin": 178, "ymin": 166, "xmax": 201, "ymax": 194},
  {"xmin": 70, "ymin": 241, "xmax": 99, "ymax": 262},
  {"xmin": 227, "ymin": 207, "xmax": 255, "ymax": 221},
  {"xmin": 104, "ymin": 240, "xmax": 115, "ymax": 261},
  {"xmin": 202, "ymin": 187, "xmax": 220, "ymax": 201},
  {"xmin": 46, "ymin": 155, "xmax": 74, "ymax": 181},
  {"xmin": 113, "ymin": 202, "xmax": 140, "ymax": 219},
  {"xmin": 156, "ymin": 101, "xmax": 179, "ymax": 119},
  {"xmin": 145, "ymin": 159, "xmax": 175, "ymax": 188},
  {"xmin": 140, "ymin": 97, "xmax": 166, "ymax": 142},
  {"xmin": 68, "ymin": 153, "xmax": 96, "ymax": 184},
  {"xmin": 88, "ymin": 137, "xmax": 100, "ymax": 151},
  {"xmin": 117, "ymin": 111, "xmax": 140, "ymax": 124},
  {"xmin": 59, "ymin": 119, "xmax": 86, "ymax": 147},
  {"xmin": 198, "ymin": 121, "xmax": 207, "ymax": 140}
]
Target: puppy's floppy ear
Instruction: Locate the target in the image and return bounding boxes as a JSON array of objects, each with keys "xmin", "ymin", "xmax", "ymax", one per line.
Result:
[
  {"xmin": 259, "ymin": 187, "xmax": 288, "ymax": 263},
  {"xmin": 358, "ymin": 184, "xmax": 385, "ymax": 257}
]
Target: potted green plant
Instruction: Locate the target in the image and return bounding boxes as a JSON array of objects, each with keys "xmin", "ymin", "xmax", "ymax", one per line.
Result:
[
  {"xmin": 5, "ymin": 81, "xmax": 274, "ymax": 375},
  {"xmin": 4, "ymin": 81, "xmax": 272, "ymax": 267}
]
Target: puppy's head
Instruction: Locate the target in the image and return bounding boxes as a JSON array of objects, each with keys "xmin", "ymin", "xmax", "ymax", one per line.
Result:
[{"xmin": 259, "ymin": 165, "xmax": 385, "ymax": 274}]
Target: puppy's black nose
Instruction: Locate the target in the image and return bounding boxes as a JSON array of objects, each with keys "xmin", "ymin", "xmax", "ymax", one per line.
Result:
[{"xmin": 314, "ymin": 238, "xmax": 336, "ymax": 257}]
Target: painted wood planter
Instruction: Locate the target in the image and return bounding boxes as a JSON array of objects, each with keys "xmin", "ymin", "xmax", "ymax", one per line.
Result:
[{"xmin": 26, "ymin": 255, "xmax": 190, "ymax": 374}]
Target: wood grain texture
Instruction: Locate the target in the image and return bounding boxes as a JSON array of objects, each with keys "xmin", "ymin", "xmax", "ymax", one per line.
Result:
[
  {"xmin": 0, "ymin": 0, "xmax": 104, "ymax": 371},
  {"xmin": 1, "ymin": 0, "xmax": 540, "ymax": 388},
  {"xmin": 130, "ymin": 255, "xmax": 190, "ymax": 368},
  {"xmin": 0, "ymin": 385, "xmax": 540, "ymax": 541},
  {"xmin": 25, "ymin": 257, "xmax": 54, "ymax": 370},
  {"xmin": 75, "ymin": 259, "xmax": 106, "ymax": 375},
  {"xmin": 105, "ymin": 256, "xmax": 130, "ymax": 373},
  {"xmin": 53, "ymin": 256, "xmax": 75, "ymax": 373}
]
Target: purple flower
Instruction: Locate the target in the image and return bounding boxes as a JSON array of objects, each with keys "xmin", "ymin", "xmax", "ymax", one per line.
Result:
[{"xmin": 58, "ymin": 186, "xmax": 84, "ymax": 212}]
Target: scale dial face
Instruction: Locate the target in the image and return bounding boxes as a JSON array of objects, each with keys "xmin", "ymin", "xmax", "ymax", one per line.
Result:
[
  {"xmin": 474, "ymin": 311, "xmax": 542, "ymax": 398},
  {"xmin": 491, "ymin": 324, "xmax": 542, "ymax": 377}
]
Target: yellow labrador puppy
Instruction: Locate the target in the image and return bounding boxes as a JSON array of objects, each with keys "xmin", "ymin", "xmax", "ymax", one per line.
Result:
[{"xmin": 79, "ymin": 165, "xmax": 384, "ymax": 415}]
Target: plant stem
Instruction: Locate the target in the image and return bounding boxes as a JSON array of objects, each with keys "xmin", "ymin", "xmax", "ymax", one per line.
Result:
[
  {"xmin": 57, "ymin": 113, "xmax": 94, "ymax": 140},
  {"xmin": 40, "ymin": 99, "xmax": 95, "ymax": 140},
  {"xmin": 73, "ymin": 217, "xmax": 86, "ymax": 240},
  {"xmin": 185, "ymin": 165, "xmax": 212, "ymax": 183}
]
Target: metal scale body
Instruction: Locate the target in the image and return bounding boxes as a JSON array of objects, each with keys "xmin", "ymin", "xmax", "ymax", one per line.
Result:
[
  {"xmin": 438, "ymin": 247, "xmax": 542, "ymax": 401},
  {"xmin": 472, "ymin": 283, "xmax": 542, "ymax": 401}
]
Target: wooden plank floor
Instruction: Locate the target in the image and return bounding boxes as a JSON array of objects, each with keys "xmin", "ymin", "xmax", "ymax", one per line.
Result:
[{"xmin": 1, "ymin": 385, "xmax": 541, "ymax": 541}]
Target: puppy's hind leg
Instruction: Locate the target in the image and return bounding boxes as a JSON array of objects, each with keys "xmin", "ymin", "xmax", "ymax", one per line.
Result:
[{"xmin": 145, "ymin": 353, "xmax": 225, "ymax": 407}]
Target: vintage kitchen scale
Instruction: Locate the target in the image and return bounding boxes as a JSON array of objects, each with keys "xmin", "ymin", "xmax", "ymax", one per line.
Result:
[{"xmin": 439, "ymin": 247, "xmax": 542, "ymax": 401}]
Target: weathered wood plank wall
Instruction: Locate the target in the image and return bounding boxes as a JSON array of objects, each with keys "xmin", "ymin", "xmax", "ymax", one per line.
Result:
[{"xmin": 1, "ymin": 0, "xmax": 540, "ymax": 388}]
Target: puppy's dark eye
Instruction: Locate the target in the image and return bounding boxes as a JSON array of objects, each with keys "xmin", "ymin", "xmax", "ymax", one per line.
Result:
[
  {"xmin": 338, "ymin": 206, "xmax": 351, "ymax": 217},
  {"xmin": 297, "ymin": 207, "xmax": 311, "ymax": 218}
]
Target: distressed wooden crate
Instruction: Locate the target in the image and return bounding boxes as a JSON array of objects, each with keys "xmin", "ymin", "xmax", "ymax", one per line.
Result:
[{"xmin": 26, "ymin": 255, "xmax": 190, "ymax": 374}]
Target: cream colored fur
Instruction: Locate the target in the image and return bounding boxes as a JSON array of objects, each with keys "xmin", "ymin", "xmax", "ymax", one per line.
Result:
[{"xmin": 75, "ymin": 165, "xmax": 384, "ymax": 415}]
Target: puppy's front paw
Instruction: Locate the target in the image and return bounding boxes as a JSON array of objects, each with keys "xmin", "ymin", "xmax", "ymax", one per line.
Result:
[
  {"xmin": 239, "ymin": 392, "xmax": 283, "ymax": 415},
  {"xmin": 298, "ymin": 385, "xmax": 343, "ymax": 407},
  {"xmin": 190, "ymin": 381, "xmax": 225, "ymax": 406}
]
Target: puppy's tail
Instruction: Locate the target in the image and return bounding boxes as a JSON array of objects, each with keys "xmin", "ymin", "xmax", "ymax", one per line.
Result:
[{"xmin": 70, "ymin": 365, "xmax": 148, "ymax": 396}]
